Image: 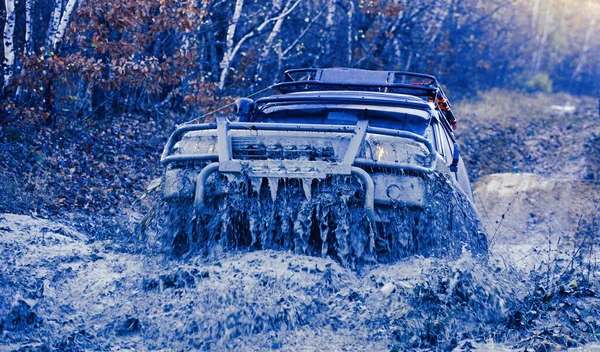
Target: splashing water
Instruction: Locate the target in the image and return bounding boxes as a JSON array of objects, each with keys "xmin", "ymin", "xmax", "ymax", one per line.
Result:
[{"xmin": 158, "ymin": 170, "xmax": 486, "ymax": 266}]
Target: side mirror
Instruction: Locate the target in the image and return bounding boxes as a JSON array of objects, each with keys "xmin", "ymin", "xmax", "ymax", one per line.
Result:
[{"xmin": 235, "ymin": 98, "xmax": 254, "ymax": 122}]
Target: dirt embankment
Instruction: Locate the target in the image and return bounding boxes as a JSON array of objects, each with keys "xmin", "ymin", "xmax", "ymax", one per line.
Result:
[
  {"xmin": 456, "ymin": 91, "xmax": 600, "ymax": 265},
  {"xmin": 456, "ymin": 90, "xmax": 600, "ymax": 182},
  {"xmin": 0, "ymin": 114, "xmax": 174, "ymax": 217},
  {"xmin": 475, "ymin": 173, "xmax": 599, "ymax": 269}
]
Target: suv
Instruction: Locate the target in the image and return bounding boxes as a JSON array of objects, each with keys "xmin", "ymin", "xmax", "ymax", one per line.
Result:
[{"xmin": 159, "ymin": 68, "xmax": 485, "ymax": 264}]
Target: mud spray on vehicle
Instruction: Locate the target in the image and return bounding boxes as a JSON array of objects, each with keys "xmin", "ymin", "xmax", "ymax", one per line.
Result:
[{"xmin": 151, "ymin": 68, "xmax": 488, "ymax": 265}]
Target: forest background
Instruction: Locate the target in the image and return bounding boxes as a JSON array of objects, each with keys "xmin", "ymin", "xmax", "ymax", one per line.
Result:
[
  {"xmin": 1, "ymin": 0, "xmax": 599, "ymax": 215},
  {"xmin": 2, "ymin": 0, "xmax": 599, "ymax": 120}
]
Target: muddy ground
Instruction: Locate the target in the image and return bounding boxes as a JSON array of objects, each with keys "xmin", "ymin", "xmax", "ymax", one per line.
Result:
[{"xmin": 1, "ymin": 91, "xmax": 599, "ymax": 351}]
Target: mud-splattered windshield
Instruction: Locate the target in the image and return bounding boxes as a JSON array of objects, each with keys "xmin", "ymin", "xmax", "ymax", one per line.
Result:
[{"xmin": 252, "ymin": 103, "xmax": 431, "ymax": 135}]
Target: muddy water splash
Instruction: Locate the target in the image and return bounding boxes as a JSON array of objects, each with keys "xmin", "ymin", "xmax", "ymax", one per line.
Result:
[
  {"xmin": 0, "ymin": 212, "xmax": 514, "ymax": 351},
  {"xmin": 159, "ymin": 171, "xmax": 485, "ymax": 265}
]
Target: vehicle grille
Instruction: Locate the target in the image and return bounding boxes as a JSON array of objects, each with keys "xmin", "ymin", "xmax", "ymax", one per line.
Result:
[{"xmin": 231, "ymin": 138, "xmax": 336, "ymax": 161}]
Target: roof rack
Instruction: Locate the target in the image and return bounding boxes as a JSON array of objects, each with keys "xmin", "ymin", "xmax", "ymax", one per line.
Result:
[{"xmin": 274, "ymin": 68, "xmax": 458, "ymax": 129}]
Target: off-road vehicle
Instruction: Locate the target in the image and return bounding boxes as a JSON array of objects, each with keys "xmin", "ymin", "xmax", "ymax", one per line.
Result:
[{"xmin": 158, "ymin": 68, "xmax": 485, "ymax": 265}]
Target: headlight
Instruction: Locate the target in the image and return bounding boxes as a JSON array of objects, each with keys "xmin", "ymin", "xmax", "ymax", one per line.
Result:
[
  {"xmin": 174, "ymin": 133, "xmax": 218, "ymax": 155},
  {"xmin": 360, "ymin": 135, "xmax": 430, "ymax": 167}
]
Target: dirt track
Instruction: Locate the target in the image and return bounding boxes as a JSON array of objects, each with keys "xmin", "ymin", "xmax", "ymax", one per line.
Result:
[{"xmin": 475, "ymin": 173, "xmax": 600, "ymax": 271}]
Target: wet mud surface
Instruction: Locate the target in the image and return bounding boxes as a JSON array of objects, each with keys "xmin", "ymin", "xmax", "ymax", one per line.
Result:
[{"xmin": 1, "ymin": 207, "xmax": 599, "ymax": 351}]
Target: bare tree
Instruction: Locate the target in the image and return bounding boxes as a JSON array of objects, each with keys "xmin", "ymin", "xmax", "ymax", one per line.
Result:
[
  {"xmin": 46, "ymin": 0, "xmax": 63, "ymax": 52},
  {"xmin": 256, "ymin": 0, "xmax": 302, "ymax": 76},
  {"xmin": 571, "ymin": 16, "xmax": 596, "ymax": 79},
  {"xmin": 218, "ymin": 0, "xmax": 245, "ymax": 90},
  {"xmin": 218, "ymin": 0, "xmax": 301, "ymax": 90},
  {"xmin": 532, "ymin": 0, "xmax": 553, "ymax": 74},
  {"xmin": 24, "ymin": 0, "xmax": 34, "ymax": 56},
  {"xmin": 3, "ymin": 0, "xmax": 16, "ymax": 88},
  {"xmin": 52, "ymin": 0, "xmax": 78, "ymax": 51},
  {"xmin": 346, "ymin": 1, "xmax": 354, "ymax": 65}
]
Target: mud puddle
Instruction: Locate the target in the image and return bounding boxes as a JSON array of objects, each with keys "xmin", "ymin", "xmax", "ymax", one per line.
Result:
[{"xmin": 1, "ymin": 213, "xmax": 515, "ymax": 351}]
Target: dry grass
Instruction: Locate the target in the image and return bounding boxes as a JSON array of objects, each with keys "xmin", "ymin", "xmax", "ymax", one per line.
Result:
[{"xmin": 456, "ymin": 89, "xmax": 598, "ymax": 125}]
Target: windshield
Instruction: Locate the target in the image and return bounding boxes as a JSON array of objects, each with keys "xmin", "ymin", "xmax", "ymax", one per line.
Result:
[{"xmin": 252, "ymin": 103, "xmax": 432, "ymax": 135}]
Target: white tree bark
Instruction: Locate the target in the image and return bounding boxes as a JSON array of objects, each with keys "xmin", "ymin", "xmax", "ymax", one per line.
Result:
[
  {"xmin": 46, "ymin": 0, "xmax": 63, "ymax": 52},
  {"xmin": 218, "ymin": 0, "xmax": 302, "ymax": 90},
  {"xmin": 325, "ymin": 0, "xmax": 336, "ymax": 27},
  {"xmin": 404, "ymin": 51, "xmax": 413, "ymax": 71},
  {"xmin": 218, "ymin": 0, "xmax": 245, "ymax": 90},
  {"xmin": 276, "ymin": 5, "xmax": 327, "ymax": 74},
  {"xmin": 3, "ymin": 0, "xmax": 16, "ymax": 88},
  {"xmin": 389, "ymin": 4, "xmax": 405, "ymax": 65},
  {"xmin": 572, "ymin": 16, "xmax": 595, "ymax": 79},
  {"xmin": 320, "ymin": 0, "xmax": 336, "ymax": 61},
  {"xmin": 531, "ymin": 0, "xmax": 541, "ymax": 30},
  {"xmin": 347, "ymin": 1, "xmax": 354, "ymax": 65},
  {"xmin": 423, "ymin": 0, "xmax": 451, "ymax": 48},
  {"xmin": 52, "ymin": 0, "xmax": 78, "ymax": 51},
  {"xmin": 263, "ymin": 0, "xmax": 301, "ymax": 55},
  {"xmin": 256, "ymin": 0, "xmax": 301, "ymax": 74},
  {"xmin": 532, "ymin": 0, "xmax": 553, "ymax": 74},
  {"xmin": 24, "ymin": 0, "xmax": 33, "ymax": 55},
  {"xmin": 279, "ymin": 6, "xmax": 326, "ymax": 60}
]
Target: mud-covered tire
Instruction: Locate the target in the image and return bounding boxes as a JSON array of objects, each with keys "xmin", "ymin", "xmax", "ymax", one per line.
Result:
[{"xmin": 160, "ymin": 200, "xmax": 195, "ymax": 256}]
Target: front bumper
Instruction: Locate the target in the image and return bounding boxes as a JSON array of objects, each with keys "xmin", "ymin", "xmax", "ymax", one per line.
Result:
[{"xmin": 161, "ymin": 118, "xmax": 435, "ymax": 223}]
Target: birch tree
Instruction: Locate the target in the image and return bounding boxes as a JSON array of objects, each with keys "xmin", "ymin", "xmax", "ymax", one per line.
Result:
[
  {"xmin": 218, "ymin": 0, "xmax": 302, "ymax": 90},
  {"xmin": 532, "ymin": 0, "xmax": 553, "ymax": 74},
  {"xmin": 3, "ymin": 0, "xmax": 16, "ymax": 88},
  {"xmin": 24, "ymin": 0, "xmax": 34, "ymax": 56},
  {"xmin": 218, "ymin": 0, "xmax": 245, "ymax": 90},
  {"xmin": 45, "ymin": 0, "xmax": 63, "ymax": 52},
  {"xmin": 571, "ymin": 16, "xmax": 595, "ymax": 79},
  {"xmin": 256, "ymin": 0, "xmax": 302, "ymax": 76},
  {"xmin": 274, "ymin": 4, "xmax": 327, "ymax": 74},
  {"xmin": 52, "ymin": 0, "xmax": 78, "ymax": 51},
  {"xmin": 346, "ymin": 1, "xmax": 354, "ymax": 65},
  {"xmin": 44, "ymin": 0, "xmax": 78, "ymax": 52}
]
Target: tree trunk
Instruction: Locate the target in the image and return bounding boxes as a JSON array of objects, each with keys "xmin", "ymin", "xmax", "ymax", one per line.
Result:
[
  {"xmin": 571, "ymin": 16, "xmax": 595, "ymax": 80},
  {"xmin": 46, "ymin": 0, "xmax": 63, "ymax": 52},
  {"xmin": 532, "ymin": 0, "xmax": 553, "ymax": 74},
  {"xmin": 531, "ymin": 0, "xmax": 541, "ymax": 30},
  {"xmin": 347, "ymin": 0, "xmax": 354, "ymax": 65},
  {"xmin": 423, "ymin": 0, "xmax": 451, "ymax": 50},
  {"xmin": 3, "ymin": 0, "xmax": 16, "ymax": 88},
  {"xmin": 24, "ymin": 0, "xmax": 33, "ymax": 55},
  {"xmin": 218, "ymin": 0, "xmax": 245, "ymax": 90},
  {"xmin": 256, "ymin": 0, "xmax": 301, "ymax": 76},
  {"xmin": 52, "ymin": 0, "xmax": 78, "ymax": 51}
]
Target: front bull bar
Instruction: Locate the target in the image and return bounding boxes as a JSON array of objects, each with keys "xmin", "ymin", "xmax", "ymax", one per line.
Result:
[
  {"xmin": 162, "ymin": 117, "xmax": 437, "ymax": 224},
  {"xmin": 194, "ymin": 162, "xmax": 378, "ymax": 223}
]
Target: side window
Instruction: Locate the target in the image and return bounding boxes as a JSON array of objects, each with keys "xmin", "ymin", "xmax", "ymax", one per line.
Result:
[
  {"xmin": 431, "ymin": 120, "xmax": 443, "ymax": 156},
  {"xmin": 431, "ymin": 117, "xmax": 453, "ymax": 162},
  {"xmin": 440, "ymin": 129, "xmax": 453, "ymax": 164}
]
